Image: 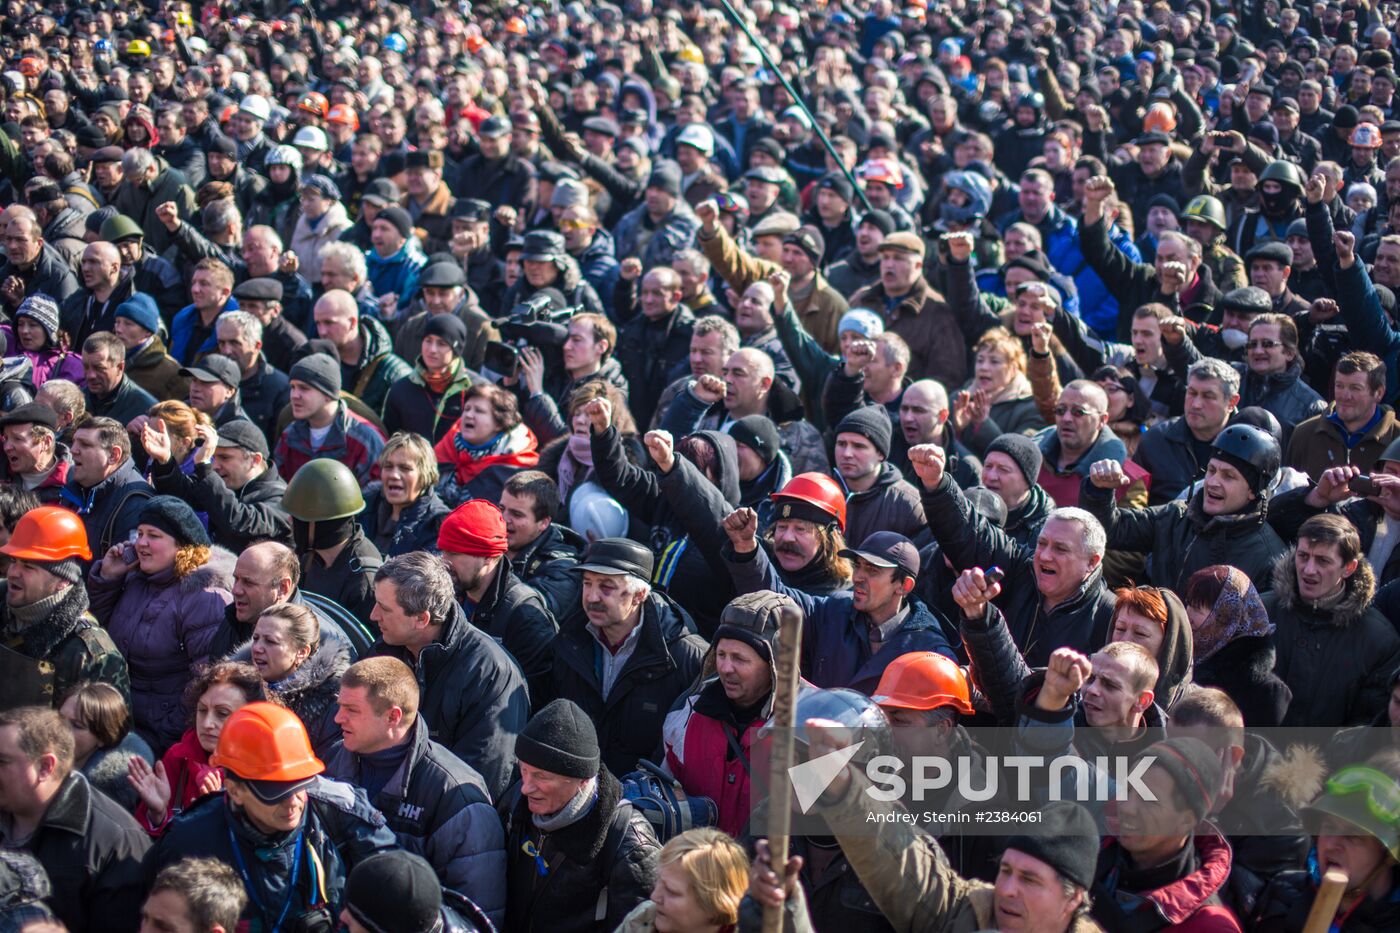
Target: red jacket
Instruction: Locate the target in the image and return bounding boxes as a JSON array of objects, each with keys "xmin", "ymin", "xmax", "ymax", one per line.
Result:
[
  {"xmin": 135, "ymin": 728, "xmax": 219, "ymax": 836},
  {"xmin": 663, "ymin": 677, "xmax": 767, "ymax": 838},
  {"xmin": 1093, "ymin": 827, "xmax": 1242, "ymax": 932}
]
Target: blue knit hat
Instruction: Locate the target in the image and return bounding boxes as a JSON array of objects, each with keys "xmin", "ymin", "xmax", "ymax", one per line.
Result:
[{"xmin": 114, "ymin": 293, "xmax": 161, "ymax": 335}]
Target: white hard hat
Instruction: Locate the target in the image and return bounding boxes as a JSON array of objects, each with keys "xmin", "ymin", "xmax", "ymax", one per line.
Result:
[
  {"xmin": 676, "ymin": 123, "xmax": 715, "ymax": 156},
  {"xmin": 292, "ymin": 125, "xmax": 329, "ymax": 152},
  {"xmin": 238, "ymin": 94, "xmax": 271, "ymax": 123}
]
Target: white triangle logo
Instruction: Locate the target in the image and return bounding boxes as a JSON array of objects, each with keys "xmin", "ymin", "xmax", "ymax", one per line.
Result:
[{"xmin": 788, "ymin": 741, "xmax": 865, "ymax": 813}]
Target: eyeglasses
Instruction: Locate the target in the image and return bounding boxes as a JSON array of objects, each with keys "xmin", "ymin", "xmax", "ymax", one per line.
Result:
[
  {"xmin": 1054, "ymin": 405, "xmax": 1103, "ymax": 418},
  {"xmin": 1326, "ymin": 767, "xmax": 1400, "ymax": 825},
  {"xmin": 1245, "ymin": 339, "xmax": 1281, "ymax": 350},
  {"xmin": 558, "ymin": 219, "xmax": 592, "ymax": 231}
]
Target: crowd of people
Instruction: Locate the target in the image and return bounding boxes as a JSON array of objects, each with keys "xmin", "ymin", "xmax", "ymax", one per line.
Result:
[{"xmin": 4, "ymin": 0, "xmax": 1400, "ymax": 930}]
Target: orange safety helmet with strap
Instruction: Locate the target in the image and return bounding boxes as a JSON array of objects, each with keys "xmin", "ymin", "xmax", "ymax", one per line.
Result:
[
  {"xmin": 212, "ymin": 702, "xmax": 325, "ymax": 784},
  {"xmin": 770, "ymin": 472, "xmax": 847, "ymax": 531},
  {"xmin": 870, "ymin": 651, "xmax": 975, "ymax": 715},
  {"xmin": 0, "ymin": 507, "xmax": 91, "ymax": 562}
]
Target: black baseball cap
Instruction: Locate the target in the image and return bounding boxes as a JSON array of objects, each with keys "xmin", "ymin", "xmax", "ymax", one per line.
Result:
[
  {"xmin": 839, "ymin": 531, "xmax": 921, "ymax": 577},
  {"xmin": 215, "ymin": 419, "xmax": 270, "ymax": 458},
  {"xmin": 179, "ymin": 355, "xmax": 241, "ymax": 390}
]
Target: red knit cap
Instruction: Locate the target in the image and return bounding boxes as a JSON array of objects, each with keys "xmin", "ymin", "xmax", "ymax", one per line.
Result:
[{"xmin": 438, "ymin": 500, "xmax": 509, "ymax": 557}]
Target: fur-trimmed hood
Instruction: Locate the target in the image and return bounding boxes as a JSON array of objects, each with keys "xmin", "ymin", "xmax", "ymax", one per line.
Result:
[
  {"xmin": 1271, "ymin": 546, "xmax": 1376, "ymax": 626},
  {"xmin": 232, "ymin": 629, "xmax": 351, "ymax": 723},
  {"xmin": 175, "ymin": 545, "xmax": 237, "ymax": 594}
]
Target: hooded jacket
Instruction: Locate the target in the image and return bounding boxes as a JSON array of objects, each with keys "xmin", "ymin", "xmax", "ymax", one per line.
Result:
[
  {"xmin": 371, "ymin": 601, "xmax": 530, "ymax": 802},
  {"xmin": 366, "ymin": 240, "xmax": 428, "ymax": 305},
  {"xmin": 289, "ymin": 200, "xmax": 353, "ymax": 282},
  {"xmin": 325, "ymin": 714, "xmax": 507, "ymax": 927},
  {"xmin": 88, "ymin": 547, "xmax": 234, "ymax": 751},
  {"xmin": 1153, "ymin": 588, "xmax": 1195, "ymax": 712},
  {"xmin": 1268, "ymin": 552, "xmax": 1400, "ymax": 726},
  {"xmin": 435, "ymin": 421, "xmax": 540, "ymax": 507},
  {"xmin": 341, "ymin": 317, "xmax": 413, "ymax": 417},
  {"xmin": 1091, "ymin": 829, "xmax": 1242, "ymax": 932},
  {"xmin": 231, "ymin": 632, "xmax": 350, "ymax": 756}
]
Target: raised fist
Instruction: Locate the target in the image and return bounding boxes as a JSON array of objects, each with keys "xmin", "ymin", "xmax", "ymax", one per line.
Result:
[
  {"xmin": 907, "ymin": 443, "xmax": 947, "ymax": 490},
  {"xmin": 583, "ymin": 397, "xmax": 612, "ymax": 433},
  {"xmin": 155, "ymin": 201, "xmax": 181, "ymax": 231},
  {"xmin": 722, "ymin": 507, "xmax": 760, "ymax": 553},
  {"xmin": 1088, "ymin": 458, "xmax": 1130, "ymax": 489},
  {"xmin": 620, "ymin": 257, "xmax": 643, "ymax": 281},
  {"xmin": 644, "ymin": 430, "xmax": 676, "ymax": 473},
  {"xmin": 693, "ymin": 373, "xmax": 726, "ymax": 405},
  {"xmin": 951, "ymin": 567, "xmax": 1003, "ymax": 620},
  {"xmin": 943, "ymin": 231, "xmax": 974, "ymax": 263},
  {"xmin": 695, "ymin": 199, "xmax": 719, "ymax": 231}
]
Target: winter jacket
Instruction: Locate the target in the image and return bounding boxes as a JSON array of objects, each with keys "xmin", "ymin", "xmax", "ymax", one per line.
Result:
[
  {"xmin": 326, "ymin": 715, "xmax": 507, "ymax": 926},
  {"xmin": 850, "ymin": 275, "xmax": 968, "ymax": 386},
  {"xmin": 661, "ymin": 675, "xmax": 768, "ymax": 838},
  {"xmin": 301, "ymin": 524, "xmax": 382, "ymax": 632},
  {"xmin": 435, "ymin": 422, "xmax": 540, "ymax": 507},
  {"xmin": 133, "ymin": 729, "xmax": 215, "ymax": 835},
  {"xmin": 85, "ymin": 376, "xmax": 158, "ymax": 431},
  {"xmin": 1269, "ymin": 552, "xmax": 1400, "ymax": 726},
  {"xmin": 0, "ymin": 243, "xmax": 79, "ymax": 305},
  {"xmin": 547, "ymin": 591, "xmax": 707, "ymax": 777},
  {"xmin": 109, "ymin": 159, "xmax": 196, "ymax": 254},
  {"xmin": 502, "ymin": 257, "xmax": 605, "ymax": 319},
  {"xmin": 0, "ymin": 578, "xmax": 129, "ymax": 710},
  {"xmin": 615, "ymin": 305, "xmax": 695, "ymax": 430},
  {"xmin": 88, "ymin": 547, "xmax": 234, "ymax": 751},
  {"xmin": 341, "ymin": 317, "xmax": 412, "ymax": 417},
  {"xmin": 450, "ymin": 152, "xmax": 537, "ymax": 214},
  {"xmin": 1080, "ymin": 479, "xmax": 1287, "ymax": 595},
  {"xmin": 1285, "ymin": 406, "xmax": 1400, "ymax": 481},
  {"xmin": 467, "ymin": 561, "xmax": 558, "ymax": 702},
  {"xmin": 60, "ymin": 271, "xmax": 136, "ymax": 349},
  {"xmin": 1193, "ymin": 635, "xmax": 1293, "ymax": 728},
  {"xmin": 168, "ymin": 296, "xmax": 239, "ymax": 365},
  {"xmin": 613, "ymin": 201, "xmax": 700, "ymax": 271},
  {"xmin": 124, "ymin": 336, "xmax": 186, "ymax": 402},
  {"xmin": 511, "ymin": 522, "xmax": 584, "ymax": 621},
  {"xmin": 724, "ymin": 541, "xmax": 955, "ymax": 692},
  {"xmin": 499, "ymin": 768, "xmax": 659, "ymax": 933},
  {"xmin": 390, "ymin": 300, "xmax": 498, "ymax": 373},
  {"xmin": 366, "ymin": 240, "xmax": 429, "ymax": 305},
  {"xmin": 274, "ymin": 400, "xmax": 387, "ymax": 487},
  {"xmin": 1080, "ymin": 215, "xmax": 1219, "ymax": 341},
  {"xmin": 1037, "ymin": 425, "xmax": 1151, "ymax": 510},
  {"xmin": 1003, "ymin": 203, "xmax": 1131, "ymax": 339},
  {"xmin": 232, "ymin": 634, "xmax": 349, "ymax": 756},
  {"xmin": 1253, "ymin": 866, "xmax": 1400, "ymax": 932},
  {"xmin": 238, "ymin": 355, "xmax": 291, "ymax": 442},
  {"xmin": 923, "ymin": 474, "xmax": 1117, "ymax": 669},
  {"xmin": 1091, "ymin": 830, "xmax": 1242, "ymax": 932},
  {"xmin": 845, "ymin": 461, "xmax": 929, "ymax": 548},
  {"xmin": 59, "ymin": 456, "xmax": 154, "ymax": 562},
  {"xmin": 371, "ymin": 601, "xmax": 530, "ymax": 802},
  {"xmin": 149, "ymin": 457, "xmax": 291, "ymax": 552},
  {"xmin": 41, "ymin": 206, "xmax": 87, "ymax": 271},
  {"xmin": 289, "ymin": 200, "xmax": 353, "ymax": 282},
  {"xmin": 1235, "ymin": 361, "xmax": 1328, "ymax": 436},
  {"xmin": 520, "ymin": 358, "xmax": 631, "ymax": 446},
  {"xmin": 574, "ymin": 228, "xmax": 621, "ymax": 307},
  {"xmin": 384, "ymin": 359, "xmax": 476, "ymax": 443},
  {"xmin": 156, "ymin": 137, "xmax": 206, "ymax": 190},
  {"xmin": 360, "ymin": 484, "xmax": 450, "ymax": 557},
  {"xmin": 144, "ymin": 779, "xmax": 398, "ymax": 931},
  {"xmin": 81, "ymin": 731, "xmax": 154, "ymax": 813},
  {"xmin": 1134, "ymin": 416, "xmax": 1214, "ymax": 505},
  {"xmin": 22, "ymin": 772, "xmax": 150, "ymax": 933}
]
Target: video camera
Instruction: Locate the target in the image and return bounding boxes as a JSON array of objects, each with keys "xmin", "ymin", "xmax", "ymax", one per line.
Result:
[{"xmin": 483, "ymin": 295, "xmax": 578, "ymax": 379}]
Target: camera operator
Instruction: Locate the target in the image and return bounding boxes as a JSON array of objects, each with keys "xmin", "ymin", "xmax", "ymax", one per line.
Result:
[
  {"xmin": 516, "ymin": 312, "xmax": 630, "ymax": 445},
  {"xmin": 497, "ymin": 231, "xmax": 604, "ymax": 317}
]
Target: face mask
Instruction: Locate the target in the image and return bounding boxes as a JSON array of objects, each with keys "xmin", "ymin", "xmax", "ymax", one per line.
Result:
[
  {"xmin": 292, "ymin": 516, "xmax": 353, "ymax": 552},
  {"xmin": 1260, "ymin": 189, "xmax": 1297, "ymax": 216},
  {"xmin": 1221, "ymin": 328, "xmax": 1249, "ymax": 349}
]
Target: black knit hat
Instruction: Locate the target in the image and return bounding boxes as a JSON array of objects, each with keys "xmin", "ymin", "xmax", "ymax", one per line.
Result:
[
  {"xmin": 1143, "ymin": 736, "xmax": 1222, "ymax": 821},
  {"xmin": 376, "ymin": 205, "xmax": 414, "ymax": 241},
  {"xmin": 859, "ymin": 209, "xmax": 897, "ymax": 235},
  {"xmin": 138, "ymin": 495, "xmax": 210, "ymax": 548},
  {"xmin": 835, "ymin": 406, "xmax": 891, "ymax": 459},
  {"xmin": 344, "ymin": 851, "xmax": 443, "ymax": 933},
  {"xmin": 985, "ymin": 433, "xmax": 1043, "ymax": 487},
  {"xmin": 729, "ymin": 415, "xmax": 780, "ymax": 465},
  {"xmin": 516, "ymin": 699, "xmax": 601, "ymax": 779},
  {"xmin": 289, "ymin": 352, "xmax": 342, "ymax": 399},
  {"xmin": 423, "ymin": 314, "xmax": 470, "ymax": 358},
  {"xmin": 1005, "ymin": 801, "xmax": 1100, "ymax": 890}
]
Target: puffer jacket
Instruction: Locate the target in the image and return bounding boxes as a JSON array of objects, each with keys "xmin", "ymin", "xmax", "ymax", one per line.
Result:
[
  {"xmin": 499, "ymin": 767, "xmax": 660, "ymax": 933},
  {"xmin": 546, "ymin": 591, "xmax": 707, "ymax": 778},
  {"xmin": 1081, "ymin": 478, "xmax": 1287, "ymax": 595},
  {"xmin": 20, "ymin": 346, "xmax": 86, "ymax": 390},
  {"xmin": 1235, "ymin": 361, "xmax": 1328, "ymax": 435},
  {"xmin": 662, "ymin": 674, "xmax": 772, "ymax": 838},
  {"xmin": 366, "ymin": 240, "xmax": 428, "ymax": 304},
  {"xmin": 467, "ymin": 560, "xmax": 558, "ymax": 702},
  {"xmin": 511, "ymin": 522, "xmax": 584, "ymax": 620},
  {"xmin": 88, "ymin": 547, "xmax": 234, "ymax": 751},
  {"xmin": 1269, "ymin": 553, "xmax": 1400, "ymax": 726},
  {"xmin": 231, "ymin": 634, "xmax": 350, "ymax": 756},
  {"xmin": 81, "ymin": 731, "xmax": 154, "ymax": 813},
  {"xmin": 360, "ymin": 484, "xmax": 450, "ymax": 557},
  {"xmin": 289, "ymin": 200, "xmax": 353, "ymax": 282},
  {"xmin": 144, "ymin": 778, "xmax": 398, "ymax": 931},
  {"xmin": 1253, "ymin": 865, "xmax": 1400, "ymax": 932},
  {"xmin": 325, "ymin": 715, "xmax": 507, "ymax": 928},
  {"xmin": 371, "ymin": 601, "xmax": 530, "ymax": 802}
]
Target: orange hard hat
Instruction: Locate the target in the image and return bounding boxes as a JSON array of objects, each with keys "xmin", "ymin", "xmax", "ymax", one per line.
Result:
[
  {"xmin": 326, "ymin": 104, "xmax": 360, "ymax": 129},
  {"xmin": 466, "ymin": 34, "xmax": 488, "ymax": 54},
  {"xmin": 17, "ymin": 57, "xmax": 42, "ymax": 78},
  {"xmin": 771, "ymin": 472, "xmax": 847, "ymax": 532},
  {"xmin": 505, "ymin": 16, "xmax": 528, "ymax": 35},
  {"xmin": 1142, "ymin": 101, "xmax": 1177, "ymax": 136},
  {"xmin": 297, "ymin": 91, "xmax": 329, "ymax": 118},
  {"xmin": 211, "ymin": 702, "xmax": 324, "ymax": 792},
  {"xmin": 0, "ymin": 507, "xmax": 91, "ymax": 563},
  {"xmin": 871, "ymin": 651, "xmax": 975, "ymax": 715}
]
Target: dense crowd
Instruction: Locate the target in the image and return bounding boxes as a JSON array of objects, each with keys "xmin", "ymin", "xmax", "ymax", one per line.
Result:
[{"xmin": 5, "ymin": 0, "xmax": 1400, "ymax": 931}]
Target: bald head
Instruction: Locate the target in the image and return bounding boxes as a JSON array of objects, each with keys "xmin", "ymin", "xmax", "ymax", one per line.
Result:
[
  {"xmin": 81, "ymin": 241, "xmax": 122, "ymax": 291},
  {"xmin": 232, "ymin": 540, "xmax": 301, "ymax": 623}
]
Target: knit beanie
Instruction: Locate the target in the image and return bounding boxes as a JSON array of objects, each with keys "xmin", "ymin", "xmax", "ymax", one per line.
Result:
[
  {"xmin": 137, "ymin": 496, "xmax": 210, "ymax": 548},
  {"xmin": 114, "ymin": 293, "xmax": 162, "ymax": 336},
  {"xmin": 43, "ymin": 557, "xmax": 85, "ymax": 584},
  {"xmin": 985, "ymin": 434, "xmax": 1044, "ymax": 488},
  {"xmin": 835, "ymin": 406, "xmax": 892, "ymax": 459},
  {"xmin": 423, "ymin": 314, "xmax": 470, "ymax": 359},
  {"xmin": 1004, "ymin": 802, "xmax": 1100, "ymax": 890},
  {"xmin": 437, "ymin": 499, "xmax": 509, "ymax": 557},
  {"xmin": 647, "ymin": 161, "xmax": 683, "ymax": 197},
  {"xmin": 289, "ymin": 353, "xmax": 342, "ymax": 399},
  {"xmin": 729, "ymin": 415, "xmax": 781, "ymax": 465},
  {"xmin": 516, "ymin": 699, "xmax": 601, "ymax": 779},
  {"xmin": 344, "ymin": 852, "xmax": 443, "ymax": 933},
  {"xmin": 1144, "ymin": 736, "xmax": 1222, "ymax": 821},
  {"xmin": 838, "ymin": 308, "xmax": 884, "ymax": 339},
  {"xmin": 551, "ymin": 178, "xmax": 590, "ymax": 209},
  {"xmin": 376, "ymin": 205, "xmax": 414, "ymax": 240},
  {"xmin": 15, "ymin": 295, "xmax": 60, "ymax": 346}
]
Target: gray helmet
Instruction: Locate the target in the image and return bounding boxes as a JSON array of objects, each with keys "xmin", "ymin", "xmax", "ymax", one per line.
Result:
[{"xmin": 762, "ymin": 688, "xmax": 894, "ymax": 765}]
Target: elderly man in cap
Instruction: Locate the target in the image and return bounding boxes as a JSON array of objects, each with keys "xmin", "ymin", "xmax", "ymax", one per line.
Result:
[
  {"xmin": 500, "ymin": 699, "xmax": 660, "ymax": 932},
  {"xmin": 274, "ymin": 352, "xmax": 386, "ymax": 486},
  {"xmin": 0, "ymin": 505, "xmax": 130, "ymax": 709},
  {"xmin": 177, "ymin": 353, "xmax": 249, "ymax": 426},
  {"xmin": 1245, "ymin": 240, "xmax": 1310, "ymax": 316},
  {"xmin": 145, "ymin": 416, "xmax": 290, "ymax": 553},
  {"xmin": 436, "ymin": 500, "xmax": 556, "ymax": 699},
  {"xmin": 89, "ymin": 146, "xmax": 126, "ymax": 203},
  {"xmin": 228, "ymin": 277, "xmax": 308, "ymax": 374},
  {"xmin": 449, "ymin": 199, "xmax": 507, "ymax": 313},
  {"xmin": 402, "ymin": 150, "xmax": 455, "ymax": 254},
  {"xmin": 722, "ymin": 504, "xmax": 954, "ymax": 693},
  {"xmin": 850, "ymin": 231, "xmax": 967, "ymax": 384},
  {"xmin": 390, "ymin": 261, "xmax": 496, "ymax": 370},
  {"xmin": 453, "ymin": 115, "xmax": 539, "ymax": 213},
  {"xmin": 0, "ymin": 402, "xmax": 72, "ymax": 504},
  {"xmin": 548, "ymin": 537, "xmax": 707, "ymax": 776},
  {"xmin": 613, "ymin": 161, "xmax": 701, "ymax": 270},
  {"xmin": 109, "ymin": 293, "xmax": 186, "ymax": 401}
]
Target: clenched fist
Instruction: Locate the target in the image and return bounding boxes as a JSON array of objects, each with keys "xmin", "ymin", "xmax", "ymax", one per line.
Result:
[
  {"xmin": 907, "ymin": 443, "xmax": 947, "ymax": 491},
  {"xmin": 722, "ymin": 507, "xmax": 760, "ymax": 553},
  {"xmin": 584, "ymin": 397, "xmax": 612, "ymax": 433},
  {"xmin": 1037, "ymin": 647, "xmax": 1093, "ymax": 711},
  {"xmin": 693, "ymin": 373, "xmax": 726, "ymax": 405},
  {"xmin": 1088, "ymin": 458, "xmax": 1130, "ymax": 489},
  {"xmin": 644, "ymin": 430, "xmax": 675, "ymax": 473},
  {"xmin": 951, "ymin": 567, "xmax": 1003, "ymax": 620}
]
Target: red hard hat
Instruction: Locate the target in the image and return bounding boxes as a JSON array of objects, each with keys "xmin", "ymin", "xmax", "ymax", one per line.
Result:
[
  {"xmin": 297, "ymin": 91, "xmax": 329, "ymax": 118},
  {"xmin": 0, "ymin": 507, "xmax": 91, "ymax": 562},
  {"xmin": 871, "ymin": 651, "xmax": 975, "ymax": 715},
  {"xmin": 770, "ymin": 472, "xmax": 847, "ymax": 532}
]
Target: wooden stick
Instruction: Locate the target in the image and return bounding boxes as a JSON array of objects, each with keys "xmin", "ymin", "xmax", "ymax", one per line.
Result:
[
  {"xmin": 1301, "ymin": 868, "xmax": 1349, "ymax": 933},
  {"xmin": 762, "ymin": 604, "xmax": 804, "ymax": 933}
]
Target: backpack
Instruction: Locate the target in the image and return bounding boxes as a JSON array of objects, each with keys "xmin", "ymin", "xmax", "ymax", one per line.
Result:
[{"xmin": 618, "ymin": 760, "xmax": 717, "ymax": 843}]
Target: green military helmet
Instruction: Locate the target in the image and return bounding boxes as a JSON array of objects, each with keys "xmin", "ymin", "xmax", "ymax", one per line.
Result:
[
  {"xmin": 1302, "ymin": 766, "xmax": 1400, "ymax": 860},
  {"xmin": 1259, "ymin": 160, "xmax": 1305, "ymax": 192},
  {"xmin": 99, "ymin": 214, "xmax": 144, "ymax": 244},
  {"xmin": 1183, "ymin": 195, "xmax": 1227, "ymax": 231},
  {"xmin": 282, "ymin": 459, "xmax": 365, "ymax": 521}
]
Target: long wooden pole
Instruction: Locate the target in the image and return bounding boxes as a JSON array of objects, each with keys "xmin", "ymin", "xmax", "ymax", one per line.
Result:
[{"xmin": 762, "ymin": 603, "xmax": 804, "ymax": 933}]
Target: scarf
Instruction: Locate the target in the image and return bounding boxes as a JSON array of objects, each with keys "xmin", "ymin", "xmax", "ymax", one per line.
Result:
[
  {"xmin": 454, "ymin": 428, "xmax": 511, "ymax": 458},
  {"xmin": 1193, "ymin": 567, "xmax": 1273, "ymax": 662},
  {"xmin": 436, "ymin": 422, "xmax": 539, "ymax": 484},
  {"xmin": 532, "ymin": 776, "xmax": 599, "ymax": 832},
  {"xmin": 422, "ymin": 365, "xmax": 457, "ymax": 394},
  {"xmin": 557, "ymin": 433, "xmax": 595, "ymax": 501}
]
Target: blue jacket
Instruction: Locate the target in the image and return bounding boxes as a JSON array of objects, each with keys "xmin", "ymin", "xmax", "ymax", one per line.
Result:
[
  {"xmin": 723, "ymin": 542, "xmax": 955, "ymax": 693},
  {"xmin": 168, "ymin": 296, "xmax": 239, "ymax": 366},
  {"xmin": 1335, "ymin": 260, "xmax": 1400, "ymax": 403},
  {"xmin": 366, "ymin": 241, "xmax": 427, "ymax": 305}
]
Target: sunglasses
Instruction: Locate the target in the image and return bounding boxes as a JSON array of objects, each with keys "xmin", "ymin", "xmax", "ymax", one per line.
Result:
[
  {"xmin": 1054, "ymin": 405, "xmax": 1103, "ymax": 418},
  {"xmin": 1246, "ymin": 339, "xmax": 1281, "ymax": 350}
]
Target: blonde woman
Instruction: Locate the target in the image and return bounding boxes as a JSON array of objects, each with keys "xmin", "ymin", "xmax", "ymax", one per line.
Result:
[
  {"xmin": 615, "ymin": 828, "xmax": 749, "ymax": 933},
  {"xmin": 957, "ymin": 326, "xmax": 1046, "ymax": 455},
  {"xmin": 360, "ymin": 432, "xmax": 450, "ymax": 555}
]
